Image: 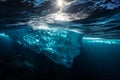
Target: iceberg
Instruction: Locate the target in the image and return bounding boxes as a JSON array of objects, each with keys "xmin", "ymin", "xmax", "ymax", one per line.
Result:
[{"xmin": 6, "ymin": 27, "xmax": 83, "ymax": 68}]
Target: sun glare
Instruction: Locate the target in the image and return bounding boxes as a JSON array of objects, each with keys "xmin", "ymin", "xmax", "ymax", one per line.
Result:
[{"xmin": 57, "ymin": 0, "xmax": 64, "ymax": 7}]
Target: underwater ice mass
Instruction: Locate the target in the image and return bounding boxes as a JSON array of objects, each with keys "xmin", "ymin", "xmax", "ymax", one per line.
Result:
[{"xmin": 6, "ymin": 25, "xmax": 83, "ymax": 68}]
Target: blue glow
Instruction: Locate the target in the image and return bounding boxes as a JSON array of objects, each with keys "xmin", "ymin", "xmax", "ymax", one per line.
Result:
[
  {"xmin": 83, "ymin": 37, "xmax": 120, "ymax": 44},
  {"xmin": 0, "ymin": 33, "xmax": 10, "ymax": 38}
]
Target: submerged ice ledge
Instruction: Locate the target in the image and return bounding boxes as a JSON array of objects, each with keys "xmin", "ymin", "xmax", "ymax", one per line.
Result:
[{"xmin": 6, "ymin": 27, "xmax": 83, "ymax": 68}]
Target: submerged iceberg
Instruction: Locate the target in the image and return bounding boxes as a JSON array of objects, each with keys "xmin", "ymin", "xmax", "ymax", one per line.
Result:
[{"xmin": 6, "ymin": 27, "xmax": 83, "ymax": 68}]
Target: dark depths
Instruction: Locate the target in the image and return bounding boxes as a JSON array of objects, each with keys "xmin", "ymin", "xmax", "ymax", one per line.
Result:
[{"xmin": 1, "ymin": 38, "xmax": 120, "ymax": 80}]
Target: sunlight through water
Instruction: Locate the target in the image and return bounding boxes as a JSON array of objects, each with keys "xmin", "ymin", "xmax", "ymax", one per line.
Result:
[{"xmin": 56, "ymin": 0, "xmax": 66, "ymax": 7}]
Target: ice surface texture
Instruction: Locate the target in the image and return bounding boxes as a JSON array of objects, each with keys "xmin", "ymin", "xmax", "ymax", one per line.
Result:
[{"xmin": 6, "ymin": 27, "xmax": 83, "ymax": 68}]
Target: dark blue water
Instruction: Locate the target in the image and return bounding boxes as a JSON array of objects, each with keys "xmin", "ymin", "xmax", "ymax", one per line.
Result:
[{"xmin": 0, "ymin": 0, "xmax": 120, "ymax": 80}]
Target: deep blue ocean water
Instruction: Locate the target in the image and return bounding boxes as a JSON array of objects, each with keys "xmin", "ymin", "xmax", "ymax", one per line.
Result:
[{"xmin": 0, "ymin": 0, "xmax": 120, "ymax": 80}]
